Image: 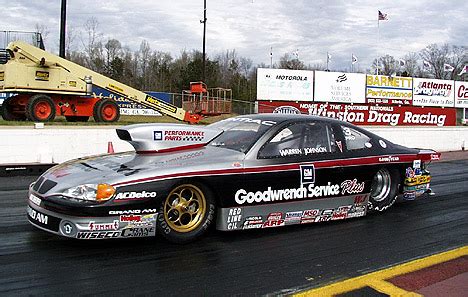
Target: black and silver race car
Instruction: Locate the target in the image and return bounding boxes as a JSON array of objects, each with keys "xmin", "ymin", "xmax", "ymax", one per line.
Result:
[{"xmin": 27, "ymin": 114, "xmax": 440, "ymax": 243}]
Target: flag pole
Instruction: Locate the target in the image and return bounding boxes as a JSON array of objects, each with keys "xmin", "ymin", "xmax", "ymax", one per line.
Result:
[
  {"xmin": 351, "ymin": 54, "xmax": 354, "ymax": 72},
  {"xmin": 377, "ymin": 15, "xmax": 380, "ymax": 75},
  {"xmin": 326, "ymin": 51, "xmax": 329, "ymax": 71}
]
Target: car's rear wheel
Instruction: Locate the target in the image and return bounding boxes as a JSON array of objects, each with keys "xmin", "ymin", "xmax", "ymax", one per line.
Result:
[
  {"xmin": 368, "ymin": 168, "xmax": 400, "ymax": 212},
  {"xmin": 157, "ymin": 183, "xmax": 216, "ymax": 243}
]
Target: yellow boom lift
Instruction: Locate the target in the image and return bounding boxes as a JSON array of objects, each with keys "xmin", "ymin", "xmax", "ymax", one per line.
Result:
[{"xmin": 0, "ymin": 41, "xmax": 202, "ymax": 123}]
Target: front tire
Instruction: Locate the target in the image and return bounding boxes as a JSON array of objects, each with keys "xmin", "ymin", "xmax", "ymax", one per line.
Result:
[
  {"xmin": 157, "ymin": 183, "xmax": 216, "ymax": 244},
  {"xmin": 368, "ymin": 168, "xmax": 400, "ymax": 212}
]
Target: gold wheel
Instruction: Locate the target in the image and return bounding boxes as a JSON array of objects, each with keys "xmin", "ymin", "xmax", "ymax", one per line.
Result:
[{"xmin": 163, "ymin": 184, "xmax": 207, "ymax": 233}]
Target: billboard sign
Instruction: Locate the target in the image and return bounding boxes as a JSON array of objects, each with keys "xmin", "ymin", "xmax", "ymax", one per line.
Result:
[
  {"xmin": 257, "ymin": 100, "xmax": 456, "ymax": 127},
  {"xmin": 366, "ymin": 75, "xmax": 413, "ymax": 105},
  {"xmin": 413, "ymin": 78, "xmax": 454, "ymax": 107},
  {"xmin": 257, "ymin": 68, "xmax": 313, "ymax": 101},
  {"xmin": 454, "ymin": 81, "xmax": 468, "ymax": 108},
  {"xmin": 314, "ymin": 71, "xmax": 366, "ymax": 104}
]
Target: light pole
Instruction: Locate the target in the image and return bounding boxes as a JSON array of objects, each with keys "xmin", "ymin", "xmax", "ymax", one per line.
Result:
[
  {"xmin": 59, "ymin": 0, "xmax": 66, "ymax": 58},
  {"xmin": 200, "ymin": 0, "xmax": 207, "ymax": 82}
]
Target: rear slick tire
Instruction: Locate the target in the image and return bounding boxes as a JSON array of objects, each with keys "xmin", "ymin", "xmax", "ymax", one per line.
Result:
[
  {"xmin": 368, "ymin": 168, "xmax": 400, "ymax": 212},
  {"xmin": 157, "ymin": 183, "xmax": 216, "ymax": 244}
]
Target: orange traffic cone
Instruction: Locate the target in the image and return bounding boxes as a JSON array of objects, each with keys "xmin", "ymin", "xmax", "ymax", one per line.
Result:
[{"xmin": 107, "ymin": 141, "xmax": 115, "ymax": 154}]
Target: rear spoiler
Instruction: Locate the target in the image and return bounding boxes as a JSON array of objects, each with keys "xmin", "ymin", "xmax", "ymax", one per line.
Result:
[
  {"xmin": 416, "ymin": 149, "xmax": 441, "ymax": 162},
  {"xmin": 116, "ymin": 123, "xmax": 223, "ymax": 153}
]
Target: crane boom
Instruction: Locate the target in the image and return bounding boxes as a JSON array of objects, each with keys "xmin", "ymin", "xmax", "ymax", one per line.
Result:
[{"xmin": 1, "ymin": 41, "xmax": 201, "ymax": 123}]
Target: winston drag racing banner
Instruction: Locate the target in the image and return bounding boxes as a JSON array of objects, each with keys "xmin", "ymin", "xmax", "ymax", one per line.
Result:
[
  {"xmin": 454, "ymin": 81, "xmax": 468, "ymax": 108},
  {"xmin": 314, "ymin": 71, "xmax": 366, "ymax": 104},
  {"xmin": 257, "ymin": 101, "xmax": 456, "ymax": 127},
  {"xmin": 413, "ymin": 78, "xmax": 455, "ymax": 108},
  {"xmin": 257, "ymin": 68, "xmax": 314, "ymax": 101},
  {"xmin": 366, "ymin": 74, "xmax": 413, "ymax": 105}
]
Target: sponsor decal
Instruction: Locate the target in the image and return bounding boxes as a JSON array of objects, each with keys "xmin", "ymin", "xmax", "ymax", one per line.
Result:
[
  {"xmin": 27, "ymin": 206, "xmax": 48, "ymax": 225},
  {"xmin": 68, "ymin": 81, "xmax": 77, "ymax": 87},
  {"xmin": 430, "ymin": 154, "xmax": 440, "ymax": 161},
  {"xmin": 107, "ymin": 83, "xmax": 125, "ymax": 94},
  {"xmin": 273, "ymin": 106, "xmax": 301, "ymax": 114},
  {"xmin": 243, "ymin": 216, "xmax": 263, "ymax": 229},
  {"xmin": 225, "ymin": 116, "xmax": 277, "ymax": 126},
  {"xmin": 76, "ymin": 231, "xmax": 121, "ymax": 239},
  {"xmin": 29, "ymin": 194, "xmax": 42, "ymax": 206},
  {"xmin": 0, "ymin": 71, "xmax": 4, "ymax": 81},
  {"xmin": 285, "ymin": 211, "xmax": 303, "ymax": 222},
  {"xmin": 379, "ymin": 139, "xmax": 387, "ymax": 148},
  {"xmin": 279, "ymin": 147, "xmax": 327, "ymax": 157},
  {"xmin": 267, "ymin": 212, "xmax": 283, "ymax": 221},
  {"xmin": 262, "ymin": 220, "xmax": 285, "ymax": 228},
  {"xmin": 226, "ymin": 208, "xmax": 242, "ymax": 230},
  {"xmin": 35, "ymin": 70, "xmax": 50, "ymax": 81},
  {"xmin": 234, "ymin": 178, "xmax": 364, "ymax": 205},
  {"xmin": 340, "ymin": 179, "xmax": 365, "ymax": 195},
  {"xmin": 114, "ymin": 191, "xmax": 157, "ymax": 200},
  {"xmin": 405, "ymin": 175, "xmax": 431, "ymax": 186},
  {"xmin": 378, "ymin": 155, "xmax": 399, "ymax": 162},
  {"xmin": 154, "ymin": 130, "xmax": 205, "ymax": 142},
  {"xmin": 354, "ymin": 195, "xmax": 367, "ymax": 205},
  {"xmin": 413, "ymin": 160, "xmax": 421, "ymax": 169},
  {"xmin": 144, "ymin": 95, "xmax": 178, "ymax": 113},
  {"xmin": 257, "ymin": 101, "xmax": 456, "ymax": 127},
  {"xmin": 109, "ymin": 209, "xmax": 158, "ymax": 215},
  {"xmin": 332, "ymin": 206, "xmax": 351, "ymax": 220},
  {"xmin": 336, "ymin": 140, "xmax": 343, "ymax": 152},
  {"xmin": 121, "ymin": 227, "xmax": 155, "ymax": 238},
  {"xmin": 120, "ymin": 215, "xmax": 142, "ymax": 222},
  {"xmin": 300, "ymin": 165, "xmax": 315, "ymax": 186},
  {"xmin": 89, "ymin": 220, "xmax": 119, "ymax": 231},
  {"xmin": 76, "ymin": 227, "xmax": 156, "ymax": 239}
]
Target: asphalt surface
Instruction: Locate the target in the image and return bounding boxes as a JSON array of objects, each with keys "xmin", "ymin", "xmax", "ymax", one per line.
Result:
[{"xmin": 0, "ymin": 159, "xmax": 467, "ymax": 296}]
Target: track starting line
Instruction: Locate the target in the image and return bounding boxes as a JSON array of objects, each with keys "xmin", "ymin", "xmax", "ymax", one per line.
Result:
[{"xmin": 295, "ymin": 246, "xmax": 467, "ymax": 296}]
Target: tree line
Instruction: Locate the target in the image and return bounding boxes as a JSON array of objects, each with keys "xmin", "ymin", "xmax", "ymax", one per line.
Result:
[{"xmin": 46, "ymin": 18, "xmax": 466, "ymax": 104}]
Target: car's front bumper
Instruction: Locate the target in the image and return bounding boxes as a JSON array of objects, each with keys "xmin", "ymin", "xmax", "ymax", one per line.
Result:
[{"xmin": 27, "ymin": 197, "xmax": 158, "ymax": 239}]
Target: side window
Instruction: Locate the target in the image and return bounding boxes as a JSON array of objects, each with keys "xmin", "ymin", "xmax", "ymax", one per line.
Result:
[
  {"xmin": 341, "ymin": 126, "xmax": 371, "ymax": 151},
  {"xmin": 259, "ymin": 122, "xmax": 337, "ymax": 158}
]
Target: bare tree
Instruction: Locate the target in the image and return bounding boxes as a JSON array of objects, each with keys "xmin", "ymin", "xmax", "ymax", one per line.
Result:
[
  {"xmin": 278, "ymin": 53, "xmax": 306, "ymax": 70},
  {"xmin": 371, "ymin": 55, "xmax": 397, "ymax": 76}
]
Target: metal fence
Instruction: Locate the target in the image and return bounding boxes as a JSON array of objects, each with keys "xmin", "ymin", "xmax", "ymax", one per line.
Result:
[{"xmin": 0, "ymin": 31, "xmax": 44, "ymax": 49}]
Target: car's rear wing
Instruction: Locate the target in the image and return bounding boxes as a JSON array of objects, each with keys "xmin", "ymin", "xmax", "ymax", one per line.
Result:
[
  {"xmin": 416, "ymin": 149, "xmax": 441, "ymax": 162},
  {"xmin": 116, "ymin": 123, "xmax": 222, "ymax": 153}
]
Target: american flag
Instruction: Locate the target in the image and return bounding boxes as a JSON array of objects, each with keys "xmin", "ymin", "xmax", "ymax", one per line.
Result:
[
  {"xmin": 378, "ymin": 10, "xmax": 388, "ymax": 21},
  {"xmin": 423, "ymin": 60, "xmax": 431, "ymax": 68},
  {"xmin": 458, "ymin": 64, "xmax": 468, "ymax": 75},
  {"xmin": 444, "ymin": 63, "xmax": 454, "ymax": 72}
]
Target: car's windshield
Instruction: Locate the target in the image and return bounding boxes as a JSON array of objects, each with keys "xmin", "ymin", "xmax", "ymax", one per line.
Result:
[{"xmin": 207, "ymin": 117, "xmax": 276, "ymax": 153}]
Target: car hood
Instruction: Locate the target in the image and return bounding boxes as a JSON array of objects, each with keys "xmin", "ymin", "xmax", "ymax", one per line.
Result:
[{"xmin": 36, "ymin": 146, "xmax": 245, "ymax": 195}]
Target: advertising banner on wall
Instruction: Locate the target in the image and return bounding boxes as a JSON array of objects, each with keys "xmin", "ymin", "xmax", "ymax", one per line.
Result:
[
  {"xmin": 257, "ymin": 100, "xmax": 456, "ymax": 127},
  {"xmin": 413, "ymin": 78, "xmax": 455, "ymax": 107},
  {"xmin": 257, "ymin": 68, "xmax": 314, "ymax": 101},
  {"xmin": 314, "ymin": 71, "xmax": 366, "ymax": 104},
  {"xmin": 454, "ymin": 81, "xmax": 468, "ymax": 108},
  {"xmin": 366, "ymin": 75, "xmax": 413, "ymax": 105}
]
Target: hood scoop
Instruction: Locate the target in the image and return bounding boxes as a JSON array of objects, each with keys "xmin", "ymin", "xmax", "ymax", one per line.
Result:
[{"xmin": 116, "ymin": 123, "xmax": 222, "ymax": 153}]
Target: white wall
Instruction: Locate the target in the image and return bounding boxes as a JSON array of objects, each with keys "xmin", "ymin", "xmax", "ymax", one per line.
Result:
[{"xmin": 0, "ymin": 125, "xmax": 467, "ymax": 164}]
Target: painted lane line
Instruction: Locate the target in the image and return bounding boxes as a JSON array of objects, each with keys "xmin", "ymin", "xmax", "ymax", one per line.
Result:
[{"xmin": 295, "ymin": 245, "xmax": 468, "ymax": 296}]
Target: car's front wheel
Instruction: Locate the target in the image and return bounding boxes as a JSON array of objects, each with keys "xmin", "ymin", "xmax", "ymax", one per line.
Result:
[
  {"xmin": 368, "ymin": 168, "xmax": 400, "ymax": 212},
  {"xmin": 157, "ymin": 183, "xmax": 216, "ymax": 243}
]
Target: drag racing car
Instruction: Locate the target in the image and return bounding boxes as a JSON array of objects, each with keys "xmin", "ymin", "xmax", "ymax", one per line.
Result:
[{"xmin": 27, "ymin": 114, "xmax": 440, "ymax": 243}]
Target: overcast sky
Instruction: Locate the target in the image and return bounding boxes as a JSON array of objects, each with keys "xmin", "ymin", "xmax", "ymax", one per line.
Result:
[{"xmin": 2, "ymin": 0, "xmax": 467, "ymax": 72}]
